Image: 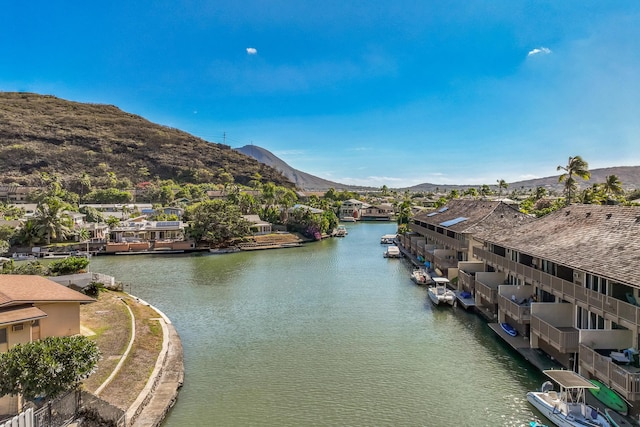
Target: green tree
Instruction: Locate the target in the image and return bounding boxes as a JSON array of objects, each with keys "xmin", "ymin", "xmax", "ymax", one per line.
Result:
[
  {"xmin": 0, "ymin": 336, "xmax": 99, "ymax": 406},
  {"xmin": 557, "ymin": 155, "xmax": 591, "ymax": 205},
  {"xmin": 34, "ymin": 196, "xmax": 73, "ymax": 245},
  {"xmin": 185, "ymin": 200, "xmax": 251, "ymax": 246},
  {"xmin": 78, "ymin": 206, "xmax": 105, "ymax": 223},
  {"xmin": 496, "ymin": 179, "xmax": 508, "ymax": 197},
  {"xmin": 84, "ymin": 188, "xmax": 132, "ymax": 204},
  {"xmin": 48, "ymin": 256, "xmax": 90, "ymax": 276},
  {"xmin": 602, "ymin": 174, "xmax": 623, "ymax": 203},
  {"xmin": 396, "ymin": 200, "xmax": 412, "ymax": 226}
]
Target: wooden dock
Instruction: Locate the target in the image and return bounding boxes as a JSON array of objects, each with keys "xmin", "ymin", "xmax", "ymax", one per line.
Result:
[
  {"xmin": 454, "ymin": 290, "xmax": 475, "ymax": 309},
  {"xmin": 488, "ymin": 323, "xmax": 562, "ymax": 371}
]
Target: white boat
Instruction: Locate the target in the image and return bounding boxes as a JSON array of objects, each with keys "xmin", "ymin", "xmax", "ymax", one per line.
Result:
[
  {"xmin": 410, "ymin": 268, "xmax": 432, "ymax": 285},
  {"xmin": 340, "ymin": 217, "xmax": 356, "ymax": 222},
  {"xmin": 380, "ymin": 234, "xmax": 397, "ymax": 244},
  {"xmin": 527, "ymin": 370, "xmax": 611, "ymax": 427},
  {"xmin": 334, "ymin": 225, "xmax": 348, "ymax": 237},
  {"xmin": 427, "ymin": 277, "xmax": 456, "ymax": 306},
  {"xmin": 383, "ymin": 245, "xmax": 402, "ymax": 258}
]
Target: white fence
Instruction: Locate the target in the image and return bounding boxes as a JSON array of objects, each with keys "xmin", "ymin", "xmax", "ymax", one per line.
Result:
[
  {"xmin": 46, "ymin": 272, "xmax": 116, "ymax": 291},
  {"xmin": 2, "ymin": 408, "xmax": 33, "ymax": 427}
]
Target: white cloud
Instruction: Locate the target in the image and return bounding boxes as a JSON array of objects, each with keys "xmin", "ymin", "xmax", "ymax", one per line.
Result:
[
  {"xmin": 246, "ymin": 47, "xmax": 257, "ymax": 55},
  {"xmin": 527, "ymin": 47, "xmax": 551, "ymax": 57}
]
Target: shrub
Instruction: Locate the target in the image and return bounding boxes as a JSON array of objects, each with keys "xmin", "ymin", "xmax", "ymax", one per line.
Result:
[{"xmin": 48, "ymin": 256, "xmax": 90, "ymax": 275}]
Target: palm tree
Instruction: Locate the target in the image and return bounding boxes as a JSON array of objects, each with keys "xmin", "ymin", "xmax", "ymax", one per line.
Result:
[
  {"xmin": 557, "ymin": 156, "xmax": 590, "ymax": 205},
  {"xmin": 602, "ymin": 175, "xmax": 623, "ymax": 203},
  {"xmin": 34, "ymin": 197, "xmax": 73, "ymax": 245},
  {"xmin": 496, "ymin": 179, "xmax": 508, "ymax": 197}
]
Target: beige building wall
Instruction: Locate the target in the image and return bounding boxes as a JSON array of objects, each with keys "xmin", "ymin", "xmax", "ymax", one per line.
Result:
[
  {"xmin": 38, "ymin": 303, "xmax": 81, "ymax": 337},
  {"xmin": 7, "ymin": 323, "xmax": 31, "ymax": 348}
]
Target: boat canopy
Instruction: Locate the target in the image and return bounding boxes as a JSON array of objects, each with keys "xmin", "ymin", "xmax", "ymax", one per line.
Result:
[{"xmin": 543, "ymin": 370, "xmax": 598, "ymax": 389}]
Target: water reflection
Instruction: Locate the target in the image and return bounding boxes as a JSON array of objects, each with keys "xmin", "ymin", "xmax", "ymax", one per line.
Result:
[{"xmin": 90, "ymin": 222, "xmax": 543, "ymax": 426}]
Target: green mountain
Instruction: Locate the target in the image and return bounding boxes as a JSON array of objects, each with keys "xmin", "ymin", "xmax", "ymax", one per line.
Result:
[{"xmin": 0, "ymin": 92, "xmax": 293, "ymax": 189}]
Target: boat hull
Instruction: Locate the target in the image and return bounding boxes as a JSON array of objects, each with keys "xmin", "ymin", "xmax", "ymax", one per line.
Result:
[
  {"xmin": 527, "ymin": 391, "xmax": 610, "ymax": 427},
  {"xmin": 589, "ymin": 380, "xmax": 628, "ymax": 415},
  {"xmin": 605, "ymin": 408, "xmax": 633, "ymax": 427},
  {"xmin": 500, "ymin": 322, "xmax": 517, "ymax": 337},
  {"xmin": 427, "ymin": 288, "xmax": 455, "ymax": 306}
]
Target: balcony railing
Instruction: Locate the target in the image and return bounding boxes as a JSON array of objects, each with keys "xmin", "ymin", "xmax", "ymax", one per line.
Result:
[
  {"xmin": 459, "ymin": 270, "xmax": 475, "ymax": 292},
  {"xmin": 530, "ymin": 315, "xmax": 579, "ymax": 353},
  {"xmin": 433, "ymin": 254, "xmax": 459, "ymax": 270},
  {"xmin": 498, "ymin": 295, "xmax": 531, "ymax": 323},
  {"xmin": 579, "ymin": 344, "xmax": 640, "ymax": 401},
  {"xmin": 473, "ymin": 247, "xmax": 640, "ymax": 326},
  {"xmin": 475, "ymin": 279, "xmax": 499, "ymax": 304},
  {"xmin": 409, "ymin": 223, "xmax": 468, "ymax": 251}
]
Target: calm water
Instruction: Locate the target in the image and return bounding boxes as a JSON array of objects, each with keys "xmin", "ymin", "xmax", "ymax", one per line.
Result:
[{"xmin": 89, "ymin": 222, "xmax": 544, "ymax": 426}]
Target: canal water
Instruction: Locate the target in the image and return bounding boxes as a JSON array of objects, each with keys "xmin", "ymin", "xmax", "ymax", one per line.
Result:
[{"xmin": 89, "ymin": 222, "xmax": 545, "ymax": 426}]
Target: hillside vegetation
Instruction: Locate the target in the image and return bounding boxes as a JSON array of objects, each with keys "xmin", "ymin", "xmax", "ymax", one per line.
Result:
[{"xmin": 0, "ymin": 92, "xmax": 293, "ymax": 188}]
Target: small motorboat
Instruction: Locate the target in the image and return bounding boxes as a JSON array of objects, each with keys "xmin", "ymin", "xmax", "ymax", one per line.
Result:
[
  {"xmin": 527, "ymin": 370, "xmax": 611, "ymax": 427},
  {"xmin": 410, "ymin": 269, "xmax": 431, "ymax": 285},
  {"xmin": 500, "ymin": 322, "xmax": 517, "ymax": 337}
]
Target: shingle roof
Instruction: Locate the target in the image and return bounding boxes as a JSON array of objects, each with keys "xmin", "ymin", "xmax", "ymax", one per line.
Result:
[
  {"xmin": 0, "ymin": 275, "xmax": 95, "ymax": 307},
  {"xmin": 476, "ymin": 204, "xmax": 640, "ymax": 285},
  {"xmin": 0, "ymin": 305, "xmax": 48, "ymax": 325},
  {"xmin": 413, "ymin": 199, "xmax": 534, "ymax": 234}
]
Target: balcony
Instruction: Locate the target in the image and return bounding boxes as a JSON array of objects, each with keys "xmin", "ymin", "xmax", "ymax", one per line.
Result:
[
  {"xmin": 473, "ymin": 247, "xmax": 640, "ymax": 327},
  {"xmin": 475, "ymin": 278, "xmax": 499, "ymax": 305},
  {"xmin": 409, "ymin": 223, "xmax": 468, "ymax": 251},
  {"xmin": 433, "ymin": 253, "xmax": 458, "ymax": 270},
  {"xmin": 579, "ymin": 344, "xmax": 640, "ymax": 401},
  {"xmin": 498, "ymin": 295, "xmax": 531, "ymax": 323},
  {"xmin": 458, "ymin": 270, "xmax": 475, "ymax": 293},
  {"xmin": 530, "ymin": 315, "xmax": 579, "ymax": 353}
]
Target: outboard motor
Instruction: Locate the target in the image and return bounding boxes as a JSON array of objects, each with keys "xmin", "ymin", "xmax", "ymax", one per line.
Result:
[{"xmin": 541, "ymin": 381, "xmax": 554, "ymax": 393}]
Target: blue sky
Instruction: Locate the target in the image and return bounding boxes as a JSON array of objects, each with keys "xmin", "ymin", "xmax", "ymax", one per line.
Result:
[{"xmin": 2, "ymin": 1, "xmax": 639, "ymax": 188}]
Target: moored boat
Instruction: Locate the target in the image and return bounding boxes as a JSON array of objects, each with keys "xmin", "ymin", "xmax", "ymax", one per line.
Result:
[
  {"xmin": 380, "ymin": 234, "xmax": 396, "ymax": 244},
  {"xmin": 334, "ymin": 225, "xmax": 348, "ymax": 237},
  {"xmin": 500, "ymin": 322, "xmax": 517, "ymax": 337},
  {"xmin": 427, "ymin": 277, "xmax": 455, "ymax": 306},
  {"xmin": 410, "ymin": 268, "xmax": 432, "ymax": 285},
  {"xmin": 527, "ymin": 370, "xmax": 611, "ymax": 427},
  {"xmin": 383, "ymin": 245, "xmax": 402, "ymax": 258},
  {"xmin": 605, "ymin": 408, "xmax": 634, "ymax": 427}
]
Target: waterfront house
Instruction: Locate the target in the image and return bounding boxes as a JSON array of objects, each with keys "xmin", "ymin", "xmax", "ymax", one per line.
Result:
[
  {"xmin": 0, "ymin": 186, "xmax": 39, "ymax": 203},
  {"xmin": 243, "ymin": 215, "xmax": 272, "ymax": 235},
  {"xmin": 338, "ymin": 199, "xmax": 364, "ymax": 221},
  {"xmin": 106, "ymin": 218, "xmax": 193, "ymax": 253},
  {"xmin": 471, "ymin": 205, "xmax": 640, "ymax": 406},
  {"xmin": 399, "ymin": 199, "xmax": 532, "ymax": 280},
  {"xmin": 0, "ymin": 275, "xmax": 95, "ymax": 414},
  {"xmin": 360, "ymin": 203, "xmax": 395, "ymax": 221}
]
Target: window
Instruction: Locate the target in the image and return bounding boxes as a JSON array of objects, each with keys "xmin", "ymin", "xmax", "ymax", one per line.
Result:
[
  {"xmin": 12, "ymin": 324, "xmax": 23, "ymax": 332},
  {"xmin": 0, "ymin": 328, "xmax": 6, "ymax": 344}
]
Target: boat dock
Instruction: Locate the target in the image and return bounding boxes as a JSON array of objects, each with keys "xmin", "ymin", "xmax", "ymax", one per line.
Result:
[
  {"xmin": 487, "ymin": 323, "xmax": 562, "ymax": 371},
  {"xmin": 453, "ymin": 290, "xmax": 475, "ymax": 309}
]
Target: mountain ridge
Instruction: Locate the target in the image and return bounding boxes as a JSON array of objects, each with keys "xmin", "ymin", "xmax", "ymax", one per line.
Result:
[{"xmin": 0, "ymin": 92, "xmax": 294, "ymax": 189}]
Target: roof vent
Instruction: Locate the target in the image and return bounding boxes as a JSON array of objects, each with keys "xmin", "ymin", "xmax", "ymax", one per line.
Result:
[
  {"xmin": 606, "ymin": 213, "xmax": 612, "ymax": 219},
  {"xmin": 586, "ymin": 212, "xmax": 591, "ymax": 217},
  {"xmin": 636, "ymin": 216, "xmax": 640, "ymax": 223},
  {"xmin": 565, "ymin": 210, "xmax": 570, "ymax": 216}
]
